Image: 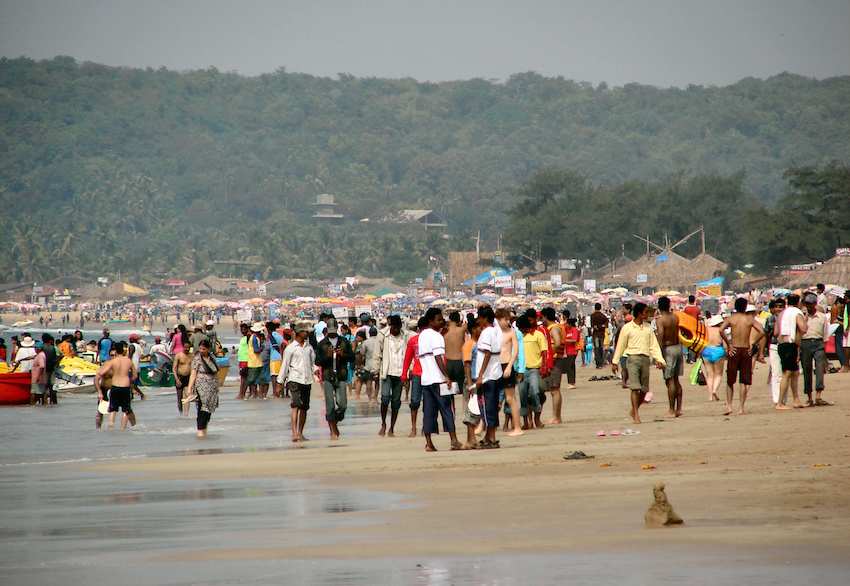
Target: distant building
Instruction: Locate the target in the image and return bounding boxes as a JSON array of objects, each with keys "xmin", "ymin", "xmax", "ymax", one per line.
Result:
[
  {"xmin": 312, "ymin": 193, "xmax": 344, "ymax": 222},
  {"xmin": 378, "ymin": 209, "xmax": 447, "ymax": 230}
]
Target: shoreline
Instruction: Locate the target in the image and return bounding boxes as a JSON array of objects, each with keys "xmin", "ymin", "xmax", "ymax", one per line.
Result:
[{"xmin": 91, "ymin": 365, "xmax": 850, "ymax": 561}]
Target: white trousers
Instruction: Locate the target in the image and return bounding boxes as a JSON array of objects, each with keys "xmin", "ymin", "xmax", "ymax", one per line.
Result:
[{"xmin": 768, "ymin": 344, "xmax": 781, "ymax": 404}]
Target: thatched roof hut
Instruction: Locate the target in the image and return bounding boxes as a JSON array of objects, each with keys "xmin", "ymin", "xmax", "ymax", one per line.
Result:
[
  {"xmin": 787, "ymin": 254, "xmax": 850, "ymax": 288},
  {"xmin": 689, "ymin": 253, "xmax": 728, "ymax": 280}
]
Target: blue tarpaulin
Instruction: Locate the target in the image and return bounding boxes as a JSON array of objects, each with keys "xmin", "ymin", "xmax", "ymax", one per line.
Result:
[
  {"xmin": 463, "ymin": 268, "xmax": 512, "ymax": 286},
  {"xmin": 696, "ymin": 277, "xmax": 724, "ymax": 287}
]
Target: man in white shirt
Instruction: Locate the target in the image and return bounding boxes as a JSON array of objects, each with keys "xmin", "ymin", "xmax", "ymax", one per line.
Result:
[
  {"xmin": 775, "ymin": 293, "xmax": 807, "ymax": 410},
  {"xmin": 277, "ymin": 323, "xmax": 316, "ymax": 442},
  {"xmin": 377, "ymin": 315, "xmax": 407, "ymax": 437},
  {"xmin": 418, "ymin": 307, "xmax": 461, "ymax": 452},
  {"xmin": 474, "ymin": 306, "xmax": 503, "ymax": 448}
]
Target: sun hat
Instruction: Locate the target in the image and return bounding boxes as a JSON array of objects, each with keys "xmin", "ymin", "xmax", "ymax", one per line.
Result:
[
  {"xmin": 745, "ymin": 304, "xmax": 757, "ymax": 313},
  {"xmin": 250, "ymin": 322, "xmax": 264, "ymax": 333},
  {"xmin": 707, "ymin": 315, "xmax": 724, "ymax": 327},
  {"xmin": 20, "ymin": 335, "xmax": 35, "ymax": 347},
  {"xmin": 206, "ymin": 319, "xmax": 216, "ymax": 326}
]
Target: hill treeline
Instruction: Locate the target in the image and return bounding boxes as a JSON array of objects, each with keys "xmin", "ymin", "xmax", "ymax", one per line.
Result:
[{"xmin": 1, "ymin": 56, "xmax": 848, "ymax": 283}]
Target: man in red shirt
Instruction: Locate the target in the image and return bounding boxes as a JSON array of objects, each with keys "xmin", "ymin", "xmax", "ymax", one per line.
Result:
[
  {"xmin": 401, "ymin": 316, "xmax": 428, "ymax": 437},
  {"xmin": 562, "ymin": 314, "xmax": 581, "ymax": 389}
]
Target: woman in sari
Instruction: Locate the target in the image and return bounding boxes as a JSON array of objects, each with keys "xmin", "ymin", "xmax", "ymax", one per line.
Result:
[{"xmin": 185, "ymin": 339, "xmax": 219, "ymax": 438}]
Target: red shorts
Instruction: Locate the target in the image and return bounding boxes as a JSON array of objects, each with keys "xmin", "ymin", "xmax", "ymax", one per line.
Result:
[{"xmin": 726, "ymin": 348, "xmax": 753, "ymax": 386}]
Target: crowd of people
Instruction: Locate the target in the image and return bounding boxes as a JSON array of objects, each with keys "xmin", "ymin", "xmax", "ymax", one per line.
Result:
[{"xmin": 3, "ymin": 282, "xmax": 846, "ymax": 450}]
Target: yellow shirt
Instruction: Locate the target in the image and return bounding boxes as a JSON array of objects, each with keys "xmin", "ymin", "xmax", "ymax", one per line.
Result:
[
  {"xmin": 612, "ymin": 321, "xmax": 665, "ymax": 365},
  {"xmin": 523, "ymin": 330, "xmax": 547, "ymax": 369},
  {"xmin": 246, "ymin": 334, "xmax": 263, "ymax": 368}
]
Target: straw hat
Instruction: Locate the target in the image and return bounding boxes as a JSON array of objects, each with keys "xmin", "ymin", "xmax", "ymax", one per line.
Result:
[
  {"xmin": 706, "ymin": 315, "xmax": 724, "ymax": 327},
  {"xmin": 20, "ymin": 335, "xmax": 35, "ymax": 347},
  {"xmin": 250, "ymin": 322, "xmax": 264, "ymax": 333}
]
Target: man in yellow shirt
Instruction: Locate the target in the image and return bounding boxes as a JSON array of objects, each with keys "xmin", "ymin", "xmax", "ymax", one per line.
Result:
[
  {"xmin": 612, "ymin": 303, "xmax": 665, "ymax": 424},
  {"xmin": 519, "ymin": 315, "xmax": 548, "ymax": 430}
]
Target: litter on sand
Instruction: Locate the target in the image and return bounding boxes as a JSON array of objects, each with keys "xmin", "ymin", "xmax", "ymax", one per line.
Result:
[
  {"xmin": 563, "ymin": 451, "xmax": 595, "ymax": 460},
  {"xmin": 641, "ymin": 464, "xmax": 657, "ymax": 470}
]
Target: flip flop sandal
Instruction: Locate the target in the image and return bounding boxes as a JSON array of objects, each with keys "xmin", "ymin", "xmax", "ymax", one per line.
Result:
[
  {"xmin": 596, "ymin": 430, "xmax": 607, "ymax": 437},
  {"xmin": 622, "ymin": 429, "xmax": 640, "ymax": 436},
  {"xmin": 609, "ymin": 430, "xmax": 621, "ymax": 436}
]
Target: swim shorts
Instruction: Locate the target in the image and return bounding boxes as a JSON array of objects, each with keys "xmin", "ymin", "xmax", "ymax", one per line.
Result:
[
  {"xmin": 662, "ymin": 345, "xmax": 683, "ymax": 380},
  {"xmin": 108, "ymin": 386, "xmax": 133, "ymax": 413},
  {"xmin": 778, "ymin": 342, "xmax": 799, "ymax": 372},
  {"xmin": 446, "ymin": 359, "xmax": 465, "ymax": 387},
  {"xmin": 246, "ymin": 367, "xmax": 262, "ymax": 386},
  {"xmin": 500, "ymin": 363, "xmax": 517, "ymax": 388},
  {"xmin": 726, "ymin": 347, "xmax": 753, "ymax": 386}
]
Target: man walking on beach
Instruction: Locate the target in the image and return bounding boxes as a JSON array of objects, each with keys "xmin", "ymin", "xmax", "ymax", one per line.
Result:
[
  {"xmin": 612, "ymin": 303, "xmax": 665, "ymax": 424},
  {"xmin": 590, "ymin": 303, "xmax": 608, "ymax": 368},
  {"xmin": 418, "ymin": 308, "xmax": 461, "ymax": 452},
  {"xmin": 719, "ymin": 298, "xmax": 765, "ymax": 415},
  {"xmin": 401, "ymin": 317, "xmax": 427, "ymax": 437},
  {"xmin": 378, "ymin": 315, "xmax": 407, "ymax": 437},
  {"xmin": 655, "ymin": 297, "xmax": 683, "ymax": 417},
  {"xmin": 776, "ymin": 293, "xmax": 807, "ymax": 410},
  {"xmin": 95, "ymin": 341, "xmax": 137, "ymax": 430},
  {"xmin": 278, "ymin": 323, "xmax": 315, "ymax": 442},
  {"xmin": 474, "ymin": 306, "xmax": 503, "ymax": 448},
  {"xmin": 801, "ymin": 292, "xmax": 831, "ymax": 407},
  {"xmin": 315, "ymin": 318, "xmax": 353, "ymax": 440},
  {"xmin": 173, "ymin": 344, "xmax": 193, "ymax": 416}
]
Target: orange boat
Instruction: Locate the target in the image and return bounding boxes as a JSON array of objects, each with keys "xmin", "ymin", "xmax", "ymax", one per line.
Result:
[
  {"xmin": 675, "ymin": 311, "xmax": 708, "ymax": 354},
  {"xmin": 0, "ymin": 372, "xmax": 31, "ymax": 405}
]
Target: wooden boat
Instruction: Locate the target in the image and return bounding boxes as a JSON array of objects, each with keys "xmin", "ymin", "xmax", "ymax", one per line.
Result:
[{"xmin": 0, "ymin": 372, "xmax": 31, "ymax": 405}]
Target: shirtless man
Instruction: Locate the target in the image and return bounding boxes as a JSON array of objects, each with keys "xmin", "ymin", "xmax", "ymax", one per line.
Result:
[
  {"xmin": 172, "ymin": 346, "xmax": 193, "ymax": 416},
  {"xmin": 655, "ymin": 296, "xmax": 683, "ymax": 417},
  {"xmin": 496, "ymin": 308, "xmax": 523, "ymax": 436},
  {"xmin": 720, "ymin": 298, "xmax": 765, "ymax": 415},
  {"xmin": 95, "ymin": 341, "xmax": 137, "ymax": 430},
  {"xmin": 443, "ymin": 311, "xmax": 467, "ymax": 408},
  {"xmin": 542, "ymin": 307, "xmax": 564, "ymax": 424}
]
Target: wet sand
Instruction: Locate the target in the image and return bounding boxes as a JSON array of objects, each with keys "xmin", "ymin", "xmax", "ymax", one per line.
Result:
[{"xmin": 94, "ymin": 363, "xmax": 850, "ymax": 564}]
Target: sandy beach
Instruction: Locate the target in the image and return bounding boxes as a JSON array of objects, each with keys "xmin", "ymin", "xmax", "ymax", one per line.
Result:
[{"xmin": 92, "ymin": 363, "xmax": 850, "ymax": 563}]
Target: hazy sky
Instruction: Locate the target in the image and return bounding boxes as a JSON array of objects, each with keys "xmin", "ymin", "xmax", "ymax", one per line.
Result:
[{"xmin": 1, "ymin": 0, "xmax": 848, "ymax": 87}]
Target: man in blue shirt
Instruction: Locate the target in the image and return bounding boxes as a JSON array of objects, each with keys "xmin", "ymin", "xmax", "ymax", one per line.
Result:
[{"xmin": 97, "ymin": 329, "xmax": 113, "ymax": 364}]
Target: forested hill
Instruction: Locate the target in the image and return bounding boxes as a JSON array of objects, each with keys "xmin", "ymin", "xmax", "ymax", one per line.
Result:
[{"xmin": 1, "ymin": 56, "xmax": 848, "ymax": 283}]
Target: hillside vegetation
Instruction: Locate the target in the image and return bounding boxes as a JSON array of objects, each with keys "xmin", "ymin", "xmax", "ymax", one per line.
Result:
[{"xmin": 1, "ymin": 57, "xmax": 848, "ymax": 283}]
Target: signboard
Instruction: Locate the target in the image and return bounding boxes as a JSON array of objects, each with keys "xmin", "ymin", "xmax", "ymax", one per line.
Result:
[
  {"xmin": 583, "ymin": 279, "xmax": 597, "ymax": 293},
  {"xmin": 550, "ymin": 274, "xmax": 563, "ymax": 287},
  {"xmin": 331, "ymin": 307, "xmax": 349, "ymax": 320},
  {"xmin": 236, "ymin": 309, "xmax": 253, "ymax": 324},
  {"xmin": 788, "ymin": 263, "xmax": 817, "ymax": 271},
  {"xmin": 493, "ymin": 275, "xmax": 513, "ymax": 288},
  {"xmin": 531, "ymin": 280, "xmax": 553, "ymax": 292},
  {"xmin": 355, "ymin": 305, "xmax": 372, "ymax": 318},
  {"xmin": 696, "ymin": 285, "xmax": 722, "ymax": 298},
  {"xmin": 636, "ymin": 273, "xmax": 648, "ymax": 284},
  {"xmin": 558, "ymin": 259, "xmax": 577, "ymax": 270},
  {"xmin": 514, "ymin": 278, "xmax": 527, "ymax": 294},
  {"xmin": 54, "ymin": 295, "xmax": 71, "ymax": 301},
  {"xmin": 836, "ymin": 248, "xmax": 850, "ymax": 257}
]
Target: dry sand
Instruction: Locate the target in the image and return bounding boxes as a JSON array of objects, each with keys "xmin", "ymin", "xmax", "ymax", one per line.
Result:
[{"xmin": 93, "ymin": 362, "xmax": 850, "ymax": 561}]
